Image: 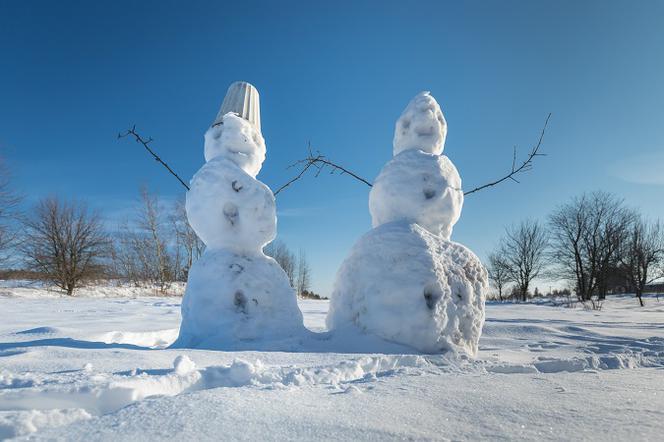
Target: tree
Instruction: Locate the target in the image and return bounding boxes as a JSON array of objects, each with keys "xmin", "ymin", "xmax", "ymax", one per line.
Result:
[
  {"xmin": 264, "ymin": 240, "xmax": 296, "ymax": 286},
  {"xmin": 500, "ymin": 219, "xmax": 548, "ymax": 302},
  {"xmin": 296, "ymin": 248, "xmax": 311, "ymax": 297},
  {"xmin": 619, "ymin": 218, "xmax": 664, "ymax": 307},
  {"xmin": 0, "ymin": 159, "xmax": 21, "ymax": 267},
  {"xmin": 170, "ymin": 197, "xmax": 204, "ymax": 280},
  {"xmin": 549, "ymin": 191, "xmax": 633, "ymax": 301},
  {"xmin": 22, "ymin": 197, "xmax": 109, "ymax": 295},
  {"xmin": 487, "ymin": 251, "xmax": 510, "ymax": 301}
]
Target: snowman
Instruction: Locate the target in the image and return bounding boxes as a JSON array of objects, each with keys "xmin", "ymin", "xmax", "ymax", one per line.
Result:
[
  {"xmin": 326, "ymin": 92, "xmax": 488, "ymax": 356},
  {"xmin": 173, "ymin": 81, "xmax": 305, "ymax": 349}
]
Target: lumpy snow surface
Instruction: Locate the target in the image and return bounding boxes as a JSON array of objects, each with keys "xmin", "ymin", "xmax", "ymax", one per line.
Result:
[
  {"xmin": 328, "ymin": 222, "xmax": 486, "ymax": 355},
  {"xmin": 369, "ymin": 149, "xmax": 463, "ymax": 239},
  {"xmin": 393, "ymin": 91, "xmax": 447, "ymax": 156}
]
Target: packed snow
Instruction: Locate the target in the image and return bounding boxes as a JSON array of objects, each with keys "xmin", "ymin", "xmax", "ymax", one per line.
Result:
[
  {"xmin": 177, "ymin": 81, "xmax": 306, "ymax": 348},
  {"xmin": 329, "ymin": 91, "xmax": 486, "ymax": 355},
  {"xmin": 0, "ymin": 287, "xmax": 663, "ymax": 440}
]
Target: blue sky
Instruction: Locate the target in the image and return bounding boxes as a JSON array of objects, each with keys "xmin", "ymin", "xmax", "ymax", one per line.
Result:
[{"xmin": 1, "ymin": 0, "xmax": 663, "ymax": 295}]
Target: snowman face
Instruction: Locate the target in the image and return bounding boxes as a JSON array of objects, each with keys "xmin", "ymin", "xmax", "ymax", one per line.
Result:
[
  {"xmin": 186, "ymin": 158, "xmax": 276, "ymax": 252},
  {"xmin": 369, "ymin": 150, "xmax": 463, "ymax": 239},
  {"xmin": 393, "ymin": 92, "xmax": 447, "ymax": 157},
  {"xmin": 204, "ymin": 113, "xmax": 266, "ymax": 178}
]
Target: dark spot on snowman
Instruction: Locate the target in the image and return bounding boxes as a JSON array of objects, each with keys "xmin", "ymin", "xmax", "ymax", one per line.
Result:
[
  {"xmin": 416, "ymin": 125, "xmax": 434, "ymax": 137},
  {"xmin": 229, "ymin": 263, "xmax": 244, "ymax": 274},
  {"xmin": 234, "ymin": 290, "xmax": 247, "ymax": 313},
  {"xmin": 424, "ymin": 288, "xmax": 441, "ymax": 310},
  {"xmin": 231, "ymin": 180, "xmax": 243, "ymax": 192},
  {"xmin": 252, "ymin": 298, "xmax": 258, "ymax": 306},
  {"xmin": 423, "ymin": 188, "xmax": 436, "ymax": 200},
  {"xmin": 401, "ymin": 119, "xmax": 411, "ymax": 130},
  {"xmin": 223, "ymin": 203, "xmax": 239, "ymax": 226}
]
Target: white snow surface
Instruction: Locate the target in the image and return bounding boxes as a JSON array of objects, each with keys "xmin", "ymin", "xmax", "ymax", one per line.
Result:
[
  {"xmin": 393, "ymin": 91, "xmax": 447, "ymax": 156},
  {"xmin": 327, "ymin": 222, "xmax": 486, "ymax": 355},
  {"xmin": 369, "ymin": 149, "xmax": 463, "ymax": 239},
  {"xmin": 186, "ymin": 157, "xmax": 276, "ymax": 251},
  {"xmin": 204, "ymin": 113, "xmax": 266, "ymax": 178},
  {"xmin": 0, "ymin": 287, "xmax": 663, "ymax": 440}
]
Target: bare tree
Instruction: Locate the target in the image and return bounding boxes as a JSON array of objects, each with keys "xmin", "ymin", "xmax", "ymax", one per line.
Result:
[
  {"xmin": 619, "ymin": 218, "xmax": 664, "ymax": 307},
  {"xmin": 170, "ymin": 197, "xmax": 204, "ymax": 280},
  {"xmin": 0, "ymin": 159, "xmax": 21, "ymax": 267},
  {"xmin": 264, "ymin": 240, "xmax": 296, "ymax": 287},
  {"xmin": 487, "ymin": 251, "xmax": 510, "ymax": 301},
  {"xmin": 296, "ymin": 248, "xmax": 311, "ymax": 297},
  {"xmin": 500, "ymin": 220, "xmax": 548, "ymax": 302},
  {"xmin": 22, "ymin": 197, "xmax": 109, "ymax": 295},
  {"xmin": 549, "ymin": 191, "xmax": 633, "ymax": 301}
]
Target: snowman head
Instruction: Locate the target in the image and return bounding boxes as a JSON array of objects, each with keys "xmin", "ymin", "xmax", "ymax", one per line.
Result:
[
  {"xmin": 204, "ymin": 113, "xmax": 266, "ymax": 178},
  {"xmin": 393, "ymin": 91, "xmax": 447, "ymax": 156}
]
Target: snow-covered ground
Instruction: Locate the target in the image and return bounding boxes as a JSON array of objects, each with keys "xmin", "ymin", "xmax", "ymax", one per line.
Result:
[{"xmin": 0, "ymin": 286, "xmax": 663, "ymax": 440}]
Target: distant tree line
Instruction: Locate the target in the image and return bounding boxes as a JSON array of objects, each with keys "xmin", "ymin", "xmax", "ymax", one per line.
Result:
[
  {"xmin": 0, "ymin": 163, "xmax": 316, "ymax": 296},
  {"xmin": 487, "ymin": 191, "xmax": 664, "ymax": 307}
]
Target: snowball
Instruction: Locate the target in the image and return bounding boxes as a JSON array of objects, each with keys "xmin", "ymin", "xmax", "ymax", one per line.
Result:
[
  {"xmin": 204, "ymin": 113, "xmax": 266, "ymax": 178},
  {"xmin": 186, "ymin": 157, "xmax": 276, "ymax": 252},
  {"xmin": 327, "ymin": 221, "xmax": 487, "ymax": 356},
  {"xmin": 393, "ymin": 91, "xmax": 447, "ymax": 156},
  {"xmin": 369, "ymin": 150, "xmax": 463, "ymax": 239},
  {"xmin": 175, "ymin": 249, "xmax": 305, "ymax": 348},
  {"xmin": 173, "ymin": 355, "xmax": 196, "ymax": 375}
]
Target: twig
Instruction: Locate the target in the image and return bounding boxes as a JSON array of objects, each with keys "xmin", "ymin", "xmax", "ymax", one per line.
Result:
[
  {"xmin": 463, "ymin": 113, "xmax": 551, "ymax": 196},
  {"xmin": 118, "ymin": 126, "xmax": 190, "ymax": 191},
  {"xmin": 273, "ymin": 143, "xmax": 372, "ymax": 195}
]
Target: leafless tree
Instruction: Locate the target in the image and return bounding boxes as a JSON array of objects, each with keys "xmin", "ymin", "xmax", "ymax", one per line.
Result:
[
  {"xmin": 487, "ymin": 251, "xmax": 510, "ymax": 301},
  {"xmin": 619, "ymin": 218, "xmax": 664, "ymax": 307},
  {"xmin": 549, "ymin": 191, "xmax": 634, "ymax": 301},
  {"xmin": 0, "ymin": 159, "xmax": 21, "ymax": 267},
  {"xmin": 296, "ymin": 248, "xmax": 311, "ymax": 297},
  {"xmin": 22, "ymin": 197, "xmax": 109, "ymax": 295},
  {"xmin": 170, "ymin": 197, "xmax": 204, "ymax": 280},
  {"xmin": 500, "ymin": 219, "xmax": 548, "ymax": 302},
  {"xmin": 264, "ymin": 240, "xmax": 296, "ymax": 286}
]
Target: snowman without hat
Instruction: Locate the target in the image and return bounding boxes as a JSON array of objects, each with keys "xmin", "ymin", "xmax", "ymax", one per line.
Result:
[{"xmin": 327, "ymin": 91, "xmax": 488, "ymax": 356}]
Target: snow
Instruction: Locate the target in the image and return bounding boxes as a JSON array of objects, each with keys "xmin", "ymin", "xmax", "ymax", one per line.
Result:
[
  {"xmin": 178, "ymin": 82, "xmax": 305, "ymax": 349},
  {"xmin": 327, "ymin": 222, "xmax": 486, "ymax": 355},
  {"xmin": 203, "ymin": 113, "xmax": 266, "ymax": 178},
  {"xmin": 393, "ymin": 91, "xmax": 447, "ymax": 156},
  {"xmin": 369, "ymin": 149, "xmax": 463, "ymax": 239},
  {"xmin": 329, "ymin": 91, "xmax": 486, "ymax": 355},
  {"xmin": 0, "ymin": 289, "xmax": 663, "ymax": 440}
]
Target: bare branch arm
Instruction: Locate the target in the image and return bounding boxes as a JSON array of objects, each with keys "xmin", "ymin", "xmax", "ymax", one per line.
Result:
[
  {"xmin": 463, "ymin": 113, "xmax": 551, "ymax": 196},
  {"xmin": 118, "ymin": 126, "xmax": 190, "ymax": 191}
]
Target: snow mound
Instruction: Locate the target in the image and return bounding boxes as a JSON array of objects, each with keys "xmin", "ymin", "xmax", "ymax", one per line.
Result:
[
  {"xmin": 95, "ymin": 329, "xmax": 179, "ymax": 349},
  {"xmin": 174, "ymin": 249, "xmax": 304, "ymax": 348},
  {"xmin": 369, "ymin": 149, "xmax": 463, "ymax": 239},
  {"xmin": 204, "ymin": 113, "xmax": 266, "ymax": 178},
  {"xmin": 393, "ymin": 91, "xmax": 447, "ymax": 156},
  {"xmin": 328, "ymin": 222, "xmax": 487, "ymax": 356},
  {"xmin": 186, "ymin": 158, "xmax": 276, "ymax": 251},
  {"xmin": 0, "ymin": 408, "xmax": 91, "ymax": 439}
]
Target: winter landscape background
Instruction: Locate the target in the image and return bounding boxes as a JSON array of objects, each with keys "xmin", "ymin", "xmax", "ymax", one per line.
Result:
[{"xmin": 1, "ymin": 0, "xmax": 664, "ymax": 440}]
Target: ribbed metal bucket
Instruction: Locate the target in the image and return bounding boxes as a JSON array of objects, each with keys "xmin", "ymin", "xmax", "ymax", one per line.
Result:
[{"xmin": 213, "ymin": 81, "xmax": 261, "ymax": 132}]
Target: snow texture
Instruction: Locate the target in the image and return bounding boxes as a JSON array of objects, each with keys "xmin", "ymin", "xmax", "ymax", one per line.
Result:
[
  {"xmin": 185, "ymin": 157, "xmax": 276, "ymax": 251},
  {"xmin": 393, "ymin": 91, "xmax": 447, "ymax": 156},
  {"xmin": 176, "ymin": 83, "xmax": 304, "ymax": 349},
  {"xmin": 328, "ymin": 222, "xmax": 486, "ymax": 355},
  {"xmin": 329, "ymin": 91, "xmax": 486, "ymax": 355},
  {"xmin": 175, "ymin": 249, "xmax": 303, "ymax": 347},
  {"xmin": 369, "ymin": 149, "xmax": 463, "ymax": 239},
  {"xmin": 204, "ymin": 113, "xmax": 266, "ymax": 178}
]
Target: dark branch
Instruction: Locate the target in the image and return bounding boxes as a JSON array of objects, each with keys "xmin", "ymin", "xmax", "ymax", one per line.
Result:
[
  {"xmin": 463, "ymin": 113, "xmax": 551, "ymax": 196},
  {"xmin": 273, "ymin": 144, "xmax": 372, "ymax": 196},
  {"xmin": 118, "ymin": 126, "xmax": 190, "ymax": 191}
]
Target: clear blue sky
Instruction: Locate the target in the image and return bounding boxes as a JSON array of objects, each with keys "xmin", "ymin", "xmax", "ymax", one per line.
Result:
[{"xmin": 1, "ymin": 0, "xmax": 663, "ymax": 295}]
